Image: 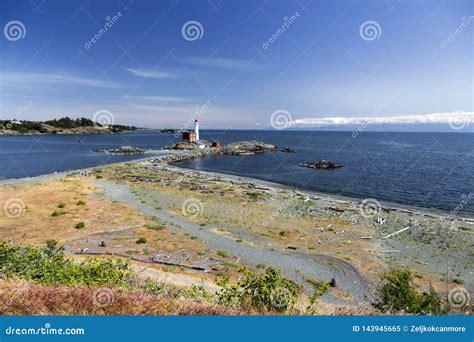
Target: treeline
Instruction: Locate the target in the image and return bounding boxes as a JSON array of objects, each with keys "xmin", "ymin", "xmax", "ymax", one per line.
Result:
[
  {"xmin": 44, "ymin": 117, "xmax": 95, "ymax": 128},
  {"xmin": 0, "ymin": 120, "xmax": 44, "ymax": 133}
]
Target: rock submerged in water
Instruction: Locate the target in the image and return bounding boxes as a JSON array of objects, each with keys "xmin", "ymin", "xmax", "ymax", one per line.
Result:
[
  {"xmin": 281, "ymin": 147, "xmax": 296, "ymax": 153},
  {"xmin": 219, "ymin": 141, "xmax": 277, "ymax": 155},
  {"xmin": 94, "ymin": 146, "xmax": 147, "ymax": 155},
  {"xmin": 300, "ymin": 160, "xmax": 343, "ymax": 170}
]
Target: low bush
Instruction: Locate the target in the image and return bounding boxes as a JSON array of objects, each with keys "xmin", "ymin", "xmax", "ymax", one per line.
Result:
[
  {"xmin": 374, "ymin": 268, "xmax": 447, "ymax": 315},
  {"xmin": 0, "ymin": 240, "xmax": 132, "ymax": 287},
  {"xmin": 51, "ymin": 210, "xmax": 63, "ymax": 217},
  {"xmin": 216, "ymin": 266, "xmax": 302, "ymax": 312},
  {"xmin": 136, "ymin": 237, "xmax": 147, "ymax": 244}
]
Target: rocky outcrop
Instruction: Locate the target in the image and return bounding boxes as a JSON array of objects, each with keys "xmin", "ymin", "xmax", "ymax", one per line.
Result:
[
  {"xmin": 165, "ymin": 140, "xmax": 211, "ymax": 150},
  {"xmin": 101, "ymin": 146, "xmax": 147, "ymax": 155},
  {"xmin": 300, "ymin": 160, "xmax": 343, "ymax": 170},
  {"xmin": 219, "ymin": 141, "xmax": 277, "ymax": 155}
]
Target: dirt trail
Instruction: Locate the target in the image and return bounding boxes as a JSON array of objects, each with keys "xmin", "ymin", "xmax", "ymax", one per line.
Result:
[{"xmin": 131, "ymin": 264, "xmax": 220, "ymax": 292}]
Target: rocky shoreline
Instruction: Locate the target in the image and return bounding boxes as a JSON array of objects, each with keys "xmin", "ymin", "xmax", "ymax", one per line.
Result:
[{"xmin": 2, "ymin": 147, "xmax": 474, "ymax": 223}]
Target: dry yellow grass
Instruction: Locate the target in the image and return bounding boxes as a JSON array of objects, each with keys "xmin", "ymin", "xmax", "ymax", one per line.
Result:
[
  {"xmin": 0, "ymin": 177, "xmax": 146, "ymax": 245},
  {"xmin": 0, "ymin": 279, "xmax": 248, "ymax": 315}
]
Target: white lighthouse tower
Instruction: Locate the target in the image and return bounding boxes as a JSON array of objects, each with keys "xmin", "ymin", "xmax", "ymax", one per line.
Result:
[{"xmin": 194, "ymin": 119, "xmax": 199, "ymax": 141}]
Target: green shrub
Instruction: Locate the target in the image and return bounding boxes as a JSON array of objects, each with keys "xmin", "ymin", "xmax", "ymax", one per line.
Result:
[
  {"xmin": 0, "ymin": 240, "xmax": 132, "ymax": 287},
  {"xmin": 306, "ymin": 280, "xmax": 331, "ymax": 314},
  {"xmin": 75, "ymin": 222, "xmax": 85, "ymax": 229},
  {"xmin": 216, "ymin": 266, "xmax": 302, "ymax": 312},
  {"xmin": 145, "ymin": 223, "xmax": 166, "ymax": 231},
  {"xmin": 58, "ymin": 203, "xmax": 66, "ymax": 208},
  {"xmin": 51, "ymin": 210, "xmax": 63, "ymax": 217},
  {"xmin": 374, "ymin": 268, "xmax": 447, "ymax": 315},
  {"xmin": 217, "ymin": 250, "xmax": 228, "ymax": 258},
  {"xmin": 76, "ymin": 200, "xmax": 86, "ymax": 206},
  {"xmin": 136, "ymin": 237, "xmax": 147, "ymax": 244}
]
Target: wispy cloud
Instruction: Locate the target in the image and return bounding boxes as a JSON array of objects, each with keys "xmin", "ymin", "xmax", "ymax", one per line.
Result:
[
  {"xmin": 125, "ymin": 68, "xmax": 177, "ymax": 79},
  {"xmin": 124, "ymin": 95, "xmax": 193, "ymax": 103},
  {"xmin": 185, "ymin": 56, "xmax": 264, "ymax": 71},
  {"xmin": 290, "ymin": 111, "xmax": 474, "ymax": 127},
  {"xmin": 2, "ymin": 71, "xmax": 114, "ymax": 88}
]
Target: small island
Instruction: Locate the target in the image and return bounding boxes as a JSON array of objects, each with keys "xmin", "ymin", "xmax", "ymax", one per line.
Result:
[{"xmin": 300, "ymin": 160, "xmax": 344, "ymax": 170}]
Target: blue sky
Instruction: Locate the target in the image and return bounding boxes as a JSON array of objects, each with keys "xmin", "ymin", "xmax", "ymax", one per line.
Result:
[{"xmin": 0, "ymin": 0, "xmax": 472, "ymax": 129}]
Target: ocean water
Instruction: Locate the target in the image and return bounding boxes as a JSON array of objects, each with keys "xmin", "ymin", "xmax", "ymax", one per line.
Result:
[
  {"xmin": 0, "ymin": 131, "xmax": 175, "ymax": 179},
  {"xmin": 179, "ymin": 130, "xmax": 474, "ymax": 215},
  {"xmin": 1, "ymin": 130, "xmax": 473, "ymax": 214}
]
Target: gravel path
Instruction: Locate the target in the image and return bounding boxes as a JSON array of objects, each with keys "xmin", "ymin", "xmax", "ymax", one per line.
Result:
[{"xmin": 95, "ymin": 179, "xmax": 373, "ymax": 306}]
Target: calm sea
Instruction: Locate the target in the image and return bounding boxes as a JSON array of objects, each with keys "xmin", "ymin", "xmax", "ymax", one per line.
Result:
[{"xmin": 1, "ymin": 130, "xmax": 473, "ymax": 214}]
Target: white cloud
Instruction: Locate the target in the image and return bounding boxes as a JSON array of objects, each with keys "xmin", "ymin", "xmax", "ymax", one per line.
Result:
[
  {"xmin": 185, "ymin": 56, "xmax": 264, "ymax": 71},
  {"xmin": 123, "ymin": 95, "xmax": 193, "ymax": 103},
  {"xmin": 290, "ymin": 111, "xmax": 474, "ymax": 127},
  {"xmin": 125, "ymin": 68, "xmax": 176, "ymax": 79},
  {"xmin": 2, "ymin": 71, "xmax": 114, "ymax": 87}
]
